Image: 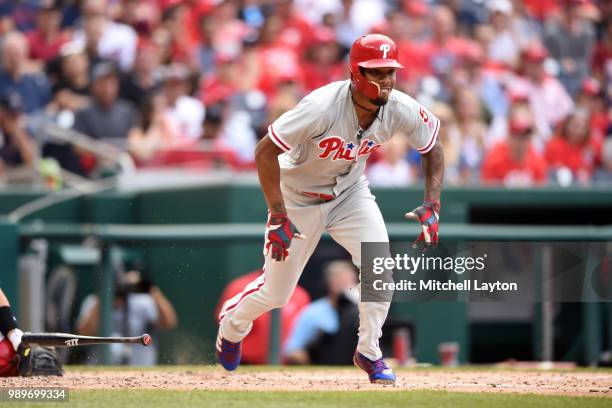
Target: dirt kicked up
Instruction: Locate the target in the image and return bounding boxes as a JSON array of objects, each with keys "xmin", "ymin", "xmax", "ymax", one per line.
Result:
[{"xmin": 2, "ymin": 367, "xmax": 612, "ymax": 397}]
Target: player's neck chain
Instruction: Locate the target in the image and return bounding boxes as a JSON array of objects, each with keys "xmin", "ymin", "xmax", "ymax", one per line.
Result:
[
  {"xmin": 348, "ymin": 88, "xmax": 383, "ymax": 133},
  {"xmin": 351, "ymin": 96, "xmax": 379, "ymax": 115}
]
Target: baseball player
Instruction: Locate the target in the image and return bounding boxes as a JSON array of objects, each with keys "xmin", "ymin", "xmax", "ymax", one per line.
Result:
[
  {"xmin": 0, "ymin": 288, "xmax": 63, "ymax": 376},
  {"xmin": 217, "ymin": 34, "xmax": 444, "ymax": 384}
]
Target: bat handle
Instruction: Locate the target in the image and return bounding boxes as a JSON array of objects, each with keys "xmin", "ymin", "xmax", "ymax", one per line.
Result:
[{"xmin": 141, "ymin": 334, "xmax": 152, "ymax": 346}]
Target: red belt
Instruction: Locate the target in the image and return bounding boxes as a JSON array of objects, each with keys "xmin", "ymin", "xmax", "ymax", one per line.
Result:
[{"xmin": 301, "ymin": 191, "xmax": 335, "ymax": 202}]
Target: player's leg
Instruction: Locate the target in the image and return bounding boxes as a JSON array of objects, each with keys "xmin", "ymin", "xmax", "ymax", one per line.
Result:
[
  {"xmin": 326, "ymin": 183, "xmax": 395, "ymax": 383},
  {"xmin": 218, "ymin": 203, "xmax": 325, "ymax": 346}
]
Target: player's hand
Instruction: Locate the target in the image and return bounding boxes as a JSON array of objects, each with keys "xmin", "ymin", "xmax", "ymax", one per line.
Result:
[
  {"xmin": 405, "ymin": 202, "xmax": 440, "ymax": 251},
  {"xmin": 264, "ymin": 213, "xmax": 305, "ymax": 262},
  {"xmin": 12, "ymin": 343, "xmax": 33, "ymax": 376}
]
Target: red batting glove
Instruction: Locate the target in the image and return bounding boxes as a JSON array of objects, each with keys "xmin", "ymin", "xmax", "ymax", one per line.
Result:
[
  {"xmin": 264, "ymin": 213, "xmax": 305, "ymax": 261},
  {"xmin": 405, "ymin": 201, "xmax": 440, "ymax": 251}
]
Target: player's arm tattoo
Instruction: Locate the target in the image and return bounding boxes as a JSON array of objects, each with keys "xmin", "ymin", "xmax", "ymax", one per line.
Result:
[
  {"xmin": 270, "ymin": 202, "xmax": 286, "ymax": 214},
  {"xmin": 255, "ymin": 135, "xmax": 287, "ymax": 214},
  {"xmin": 421, "ymin": 140, "xmax": 444, "ymax": 205}
]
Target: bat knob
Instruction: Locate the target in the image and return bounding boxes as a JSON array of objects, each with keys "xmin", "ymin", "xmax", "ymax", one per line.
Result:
[{"xmin": 141, "ymin": 334, "xmax": 152, "ymax": 346}]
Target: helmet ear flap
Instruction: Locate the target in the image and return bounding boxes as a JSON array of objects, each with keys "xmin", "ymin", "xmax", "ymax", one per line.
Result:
[{"xmin": 351, "ymin": 66, "xmax": 381, "ymax": 100}]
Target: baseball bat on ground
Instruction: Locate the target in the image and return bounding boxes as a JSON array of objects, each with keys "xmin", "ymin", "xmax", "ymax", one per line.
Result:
[{"xmin": 21, "ymin": 332, "xmax": 152, "ymax": 347}]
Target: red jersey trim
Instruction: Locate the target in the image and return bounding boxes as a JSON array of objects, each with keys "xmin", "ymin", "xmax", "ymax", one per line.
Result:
[
  {"xmin": 219, "ymin": 272, "xmax": 266, "ymax": 321},
  {"xmin": 417, "ymin": 116, "xmax": 440, "ymax": 154},
  {"xmin": 268, "ymin": 125, "xmax": 292, "ymax": 152}
]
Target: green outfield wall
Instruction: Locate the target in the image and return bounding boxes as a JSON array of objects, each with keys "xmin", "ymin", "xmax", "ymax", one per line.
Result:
[{"xmin": 1, "ymin": 183, "xmax": 610, "ymax": 365}]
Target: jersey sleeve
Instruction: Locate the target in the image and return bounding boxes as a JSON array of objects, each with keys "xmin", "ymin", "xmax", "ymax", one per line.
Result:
[
  {"xmin": 393, "ymin": 96, "xmax": 441, "ymax": 154},
  {"xmin": 268, "ymin": 97, "xmax": 324, "ymax": 152}
]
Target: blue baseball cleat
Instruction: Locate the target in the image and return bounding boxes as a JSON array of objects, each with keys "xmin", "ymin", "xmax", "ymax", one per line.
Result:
[
  {"xmin": 353, "ymin": 351, "xmax": 396, "ymax": 385},
  {"xmin": 216, "ymin": 333, "xmax": 242, "ymax": 371}
]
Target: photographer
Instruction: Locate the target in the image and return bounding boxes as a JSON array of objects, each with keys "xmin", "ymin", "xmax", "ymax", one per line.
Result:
[
  {"xmin": 76, "ymin": 268, "xmax": 177, "ymax": 365},
  {"xmin": 0, "ymin": 92, "xmax": 37, "ymax": 180}
]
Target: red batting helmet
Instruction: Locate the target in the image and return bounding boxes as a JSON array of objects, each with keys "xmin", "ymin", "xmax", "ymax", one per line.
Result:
[
  {"xmin": 349, "ymin": 34, "xmax": 404, "ymax": 99},
  {"xmin": 0, "ymin": 338, "xmax": 17, "ymax": 377}
]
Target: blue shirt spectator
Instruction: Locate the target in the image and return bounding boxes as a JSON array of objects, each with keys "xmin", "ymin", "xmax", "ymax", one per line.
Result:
[
  {"xmin": 284, "ymin": 298, "xmax": 338, "ymax": 356},
  {"xmin": 0, "ymin": 31, "xmax": 51, "ymax": 114},
  {"xmin": 283, "ymin": 260, "xmax": 359, "ymax": 365},
  {"xmin": 0, "ymin": 71, "xmax": 51, "ymax": 114}
]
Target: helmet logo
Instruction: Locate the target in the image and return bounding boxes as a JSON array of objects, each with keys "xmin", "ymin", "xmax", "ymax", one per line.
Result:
[{"xmin": 380, "ymin": 44, "xmax": 391, "ymax": 59}]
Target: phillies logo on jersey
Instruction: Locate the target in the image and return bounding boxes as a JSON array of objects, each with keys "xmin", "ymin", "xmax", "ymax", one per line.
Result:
[{"xmin": 318, "ymin": 136, "xmax": 382, "ymax": 161}]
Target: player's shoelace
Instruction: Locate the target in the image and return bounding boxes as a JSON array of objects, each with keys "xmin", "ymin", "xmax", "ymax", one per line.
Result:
[{"xmin": 373, "ymin": 359, "xmax": 388, "ymax": 372}]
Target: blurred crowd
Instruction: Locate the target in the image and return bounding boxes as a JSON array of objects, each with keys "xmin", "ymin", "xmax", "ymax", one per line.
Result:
[{"xmin": 0, "ymin": 0, "xmax": 611, "ymax": 187}]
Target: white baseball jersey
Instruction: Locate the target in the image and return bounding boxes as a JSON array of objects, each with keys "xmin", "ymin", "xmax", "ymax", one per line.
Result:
[
  {"xmin": 219, "ymin": 80, "xmax": 441, "ymax": 363},
  {"xmin": 268, "ymin": 80, "xmax": 440, "ymax": 196}
]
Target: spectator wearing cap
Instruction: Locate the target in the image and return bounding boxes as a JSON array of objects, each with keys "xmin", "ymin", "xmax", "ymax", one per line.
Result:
[
  {"xmin": 199, "ymin": 54, "xmax": 240, "ymax": 108},
  {"xmin": 204, "ymin": 1, "xmax": 250, "ymax": 65},
  {"xmin": 0, "ymin": 92, "xmax": 37, "ymax": 177},
  {"xmin": 449, "ymin": 41, "xmax": 508, "ymax": 122},
  {"xmin": 73, "ymin": 62, "xmax": 138, "ymax": 142},
  {"xmin": 545, "ymin": 109, "xmax": 601, "ymax": 185},
  {"xmin": 481, "ymin": 103, "xmax": 548, "ymax": 186},
  {"xmin": 274, "ymin": 0, "xmax": 316, "ymax": 56},
  {"xmin": 162, "ymin": 63, "xmax": 205, "ymax": 140},
  {"xmin": 253, "ymin": 14, "xmax": 304, "ymax": 98},
  {"xmin": 74, "ymin": 0, "xmax": 138, "ymax": 71},
  {"xmin": 543, "ymin": 0, "xmax": 596, "ymax": 96},
  {"xmin": 506, "ymin": 43, "xmax": 574, "ymax": 141},
  {"xmin": 403, "ymin": 0, "xmax": 430, "ymax": 42},
  {"xmin": 26, "ymin": 1, "xmax": 71, "ymax": 64},
  {"xmin": 0, "ymin": 31, "xmax": 51, "ymax": 114},
  {"xmin": 301, "ymin": 27, "xmax": 344, "ymax": 92},
  {"xmin": 522, "ymin": 0, "xmax": 561, "ymax": 21}
]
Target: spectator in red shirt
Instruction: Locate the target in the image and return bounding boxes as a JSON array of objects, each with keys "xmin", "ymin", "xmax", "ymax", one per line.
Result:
[
  {"xmin": 254, "ymin": 14, "xmax": 303, "ymax": 98},
  {"xmin": 481, "ymin": 103, "xmax": 548, "ymax": 186},
  {"xmin": 545, "ymin": 108, "xmax": 600, "ymax": 185},
  {"xmin": 199, "ymin": 54, "xmax": 239, "ymax": 107},
  {"xmin": 505, "ymin": 43, "xmax": 574, "ymax": 141},
  {"xmin": 575, "ymin": 77, "xmax": 609, "ymax": 144},
  {"xmin": 275, "ymin": 0, "xmax": 315, "ymax": 57},
  {"xmin": 215, "ymin": 270, "xmax": 310, "ymax": 365},
  {"xmin": 26, "ymin": 1, "xmax": 70, "ymax": 64},
  {"xmin": 301, "ymin": 27, "xmax": 344, "ymax": 93},
  {"xmin": 522, "ymin": 0, "xmax": 561, "ymax": 21}
]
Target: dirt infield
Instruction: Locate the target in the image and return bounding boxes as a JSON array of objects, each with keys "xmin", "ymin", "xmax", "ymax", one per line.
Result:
[{"xmin": 3, "ymin": 367, "xmax": 612, "ymax": 397}]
